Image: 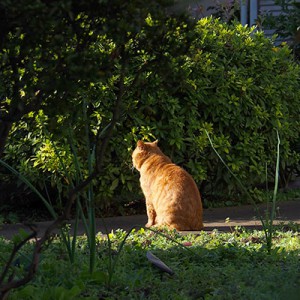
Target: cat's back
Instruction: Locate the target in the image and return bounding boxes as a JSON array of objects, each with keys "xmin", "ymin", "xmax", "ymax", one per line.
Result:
[{"xmin": 133, "ymin": 140, "xmax": 197, "ymax": 192}]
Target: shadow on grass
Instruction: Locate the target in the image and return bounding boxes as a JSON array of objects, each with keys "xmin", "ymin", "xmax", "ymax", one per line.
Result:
[
  {"xmin": 3, "ymin": 227, "xmax": 300, "ymax": 300},
  {"xmin": 90, "ymin": 228, "xmax": 300, "ymax": 299}
]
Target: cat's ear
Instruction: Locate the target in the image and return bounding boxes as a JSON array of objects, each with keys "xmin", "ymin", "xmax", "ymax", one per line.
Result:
[
  {"xmin": 137, "ymin": 140, "xmax": 145, "ymax": 149},
  {"xmin": 153, "ymin": 140, "xmax": 159, "ymax": 146}
]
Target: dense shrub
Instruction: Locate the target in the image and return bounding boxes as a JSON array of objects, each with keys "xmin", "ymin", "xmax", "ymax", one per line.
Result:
[
  {"xmin": 3, "ymin": 17, "xmax": 300, "ymax": 213},
  {"xmin": 181, "ymin": 18, "xmax": 300, "ymax": 197},
  {"xmin": 125, "ymin": 18, "xmax": 300, "ymax": 203}
]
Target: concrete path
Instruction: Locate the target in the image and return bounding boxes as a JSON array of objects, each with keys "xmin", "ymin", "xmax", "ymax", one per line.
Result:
[{"xmin": 0, "ymin": 200, "xmax": 299, "ymax": 239}]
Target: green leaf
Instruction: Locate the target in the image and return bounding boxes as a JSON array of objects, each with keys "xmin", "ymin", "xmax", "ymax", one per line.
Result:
[{"xmin": 110, "ymin": 179, "xmax": 119, "ymax": 191}]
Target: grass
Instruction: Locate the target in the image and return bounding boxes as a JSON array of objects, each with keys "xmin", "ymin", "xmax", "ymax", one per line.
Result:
[{"xmin": 2, "ymin": 226, "xmax": 300, "ymax": 300}]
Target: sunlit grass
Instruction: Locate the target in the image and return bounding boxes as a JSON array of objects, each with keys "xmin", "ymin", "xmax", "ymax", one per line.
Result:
[{"xmin": 3, "ymin": 227, "xmax": 300, "ymax": 300}]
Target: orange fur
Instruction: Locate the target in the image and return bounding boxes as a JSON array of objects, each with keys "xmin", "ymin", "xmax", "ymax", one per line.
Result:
[{"xmin": 132, "ymin": 140, "xmax": 204, "ymax": 231}]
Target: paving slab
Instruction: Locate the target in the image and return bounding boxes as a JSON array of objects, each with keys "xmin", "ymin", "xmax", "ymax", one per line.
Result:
[{"xmin": 0, "ymin": 200, "xmax": 299, "ymax": 239}]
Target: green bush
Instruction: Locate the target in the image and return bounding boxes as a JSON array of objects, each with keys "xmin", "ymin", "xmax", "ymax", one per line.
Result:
[
  {"xmin": 3, "ymin": 17, "xmax": 300, "ymax": 213},
  {"xmin": 124, "ymin": 17, "xmax": 300, "ymax": 204},
  {"xmin": 182, "ymin": 18, "xmax": 300, "ymax": 198}
]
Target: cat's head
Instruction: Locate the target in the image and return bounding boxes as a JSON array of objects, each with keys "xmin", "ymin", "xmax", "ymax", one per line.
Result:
[{"xmin": 132, "ymin": 140, "xmax": 162, "ymax": 170}]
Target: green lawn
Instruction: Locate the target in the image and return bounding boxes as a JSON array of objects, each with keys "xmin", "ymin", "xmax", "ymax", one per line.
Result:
[{"xmin": 1, "ymin": 226, "xmax": 300, "ymax": 300}]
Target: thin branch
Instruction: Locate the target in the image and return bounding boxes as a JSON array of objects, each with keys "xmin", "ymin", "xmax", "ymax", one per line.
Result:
[
  {"xmin": 0, "ymin": 51, "xmax": 128, "ymax": 298},
  {"xmin": 0, "ymin": 231, "xmax": 37, "ymax": 286},
  {"xmin": 96, "ymin": 46, "xmax": 127, "ymax": 173}
]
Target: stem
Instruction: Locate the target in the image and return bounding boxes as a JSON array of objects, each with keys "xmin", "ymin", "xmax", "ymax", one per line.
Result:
[
  {"xmin": 205, "ymin": 130, "xmax": 260, "ymax": 214},
  {"xmin": 205, "ymin": 129, "xmax": 281, "ymax": 253},
  {"xmin": 266, "ymin": 130, "xmax": 281, "ymax": 253},
  {"xmin": 0, "ymin": 160, "xmax": 57, "ymax": 219}
]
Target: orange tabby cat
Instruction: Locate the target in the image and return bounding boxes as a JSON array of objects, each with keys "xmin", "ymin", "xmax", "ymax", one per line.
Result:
[{"xmin": 132, "ymin": 140, "xmax": 203, "ymax": 231}]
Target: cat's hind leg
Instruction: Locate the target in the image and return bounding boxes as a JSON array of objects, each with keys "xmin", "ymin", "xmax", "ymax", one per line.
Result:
[
  {"xmin": 155, "ymin": 215, "xmax": 188, "ymax": 231},
  {"xmin": 145, "ymin": 203, "xmax": 156, "ymax": 228}
]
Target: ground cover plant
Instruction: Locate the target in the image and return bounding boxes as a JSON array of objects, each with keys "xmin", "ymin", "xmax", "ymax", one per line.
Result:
[{"xmin": 1, "ymin": 227, "xmax": 300, "ymax": 300}]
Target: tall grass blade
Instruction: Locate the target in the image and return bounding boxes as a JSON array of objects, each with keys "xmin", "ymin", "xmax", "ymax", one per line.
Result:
[
  {"xmin": 0, "ymin": 159, "xmax": 57, "ymax": 219},
  {"xmin": 272, "ymin": 131, "xmax": 280, "ymax": 221},
  {"xmin": 106, "ymin": 226, "xmax": 138, "ymax": 287},
  {"xmin": 265, "ymin": 130, "xmax": 281, "ymax": 252},
  {"xmin": 204, "ymin": 130, "xmax": 259, "ymax": 209},
  {"xmin": 205, "ymin": 129, "xmax": 281, "ymax": 253}
]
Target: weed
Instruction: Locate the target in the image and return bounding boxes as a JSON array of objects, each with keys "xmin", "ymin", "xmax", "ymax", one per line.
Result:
[{"xmin": 205, "ymin": 130, "xmax": 281, "ymax": 253}]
